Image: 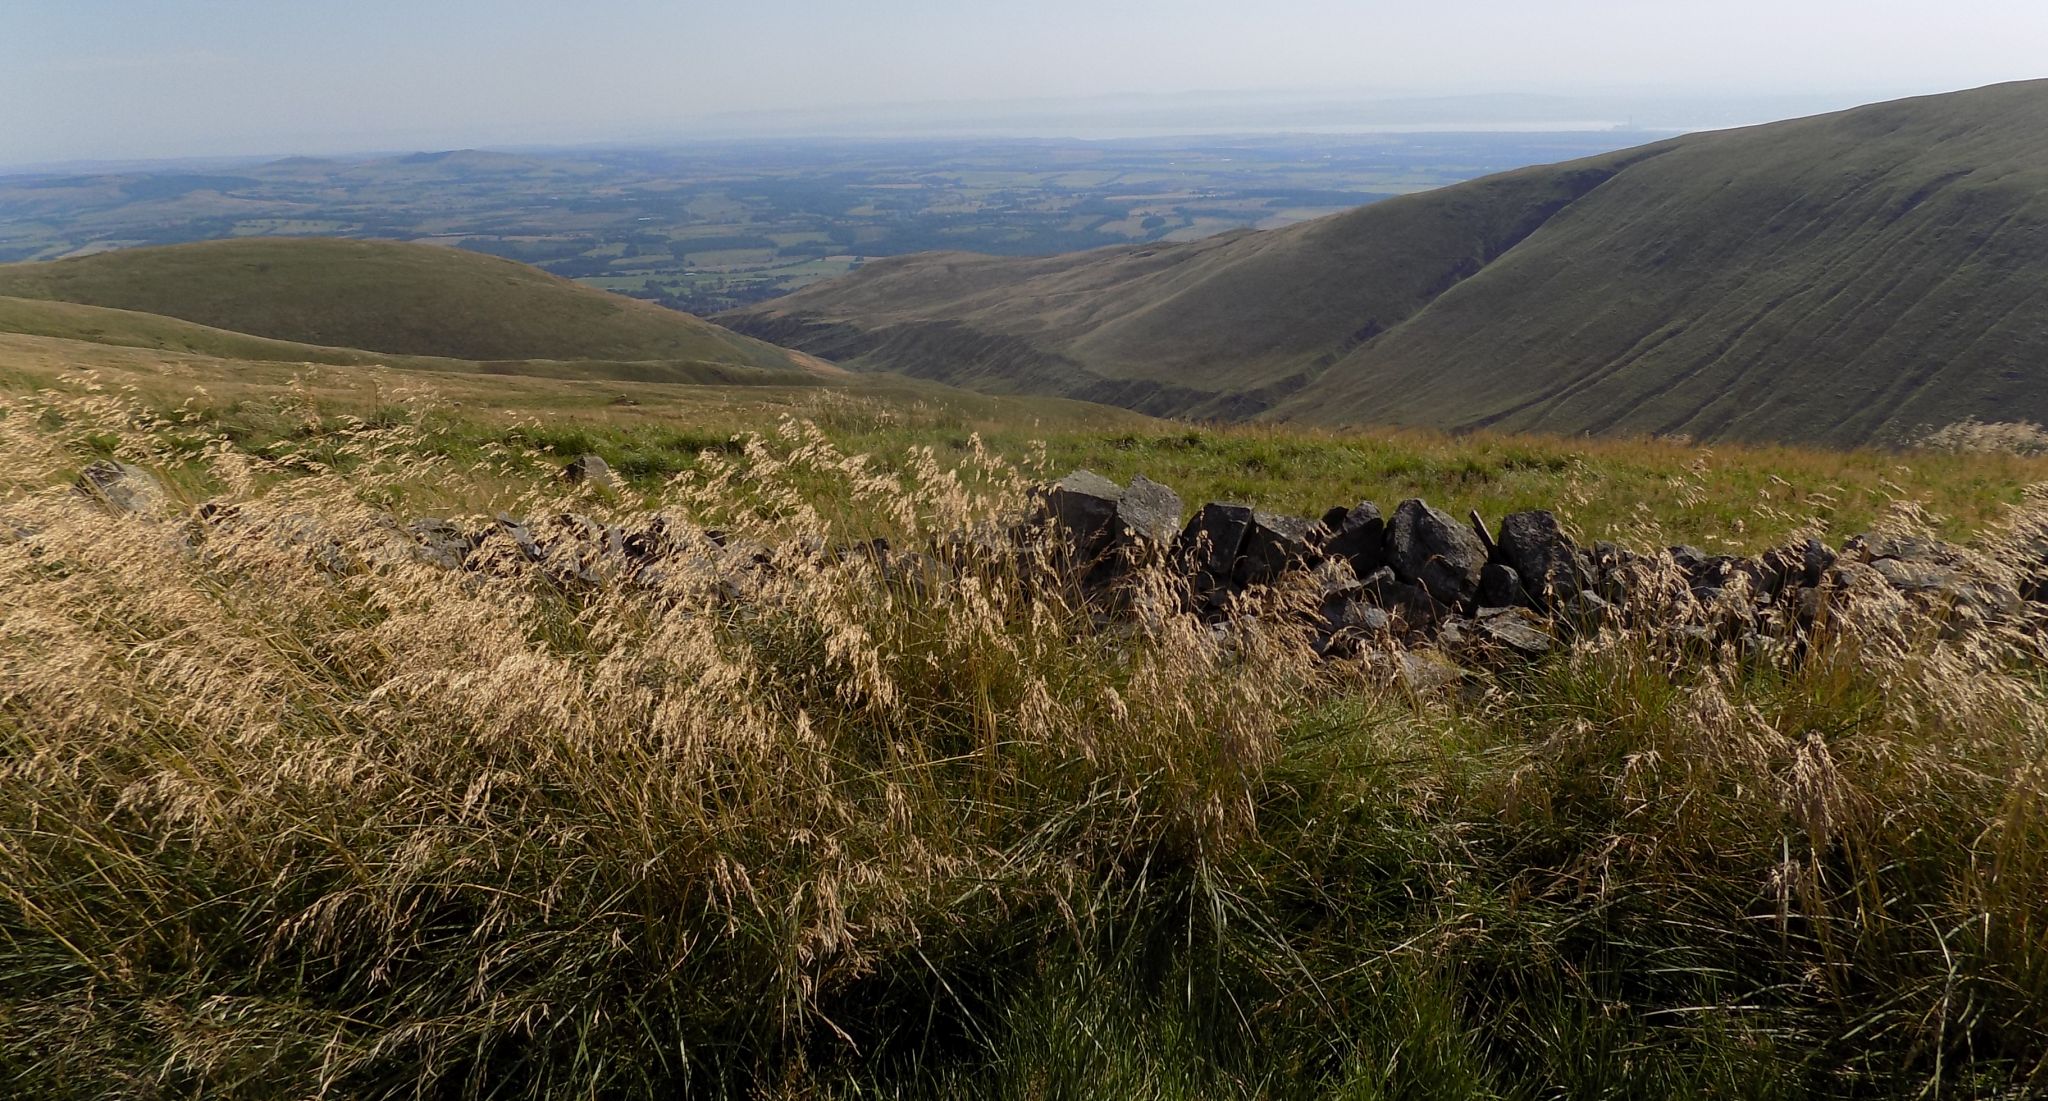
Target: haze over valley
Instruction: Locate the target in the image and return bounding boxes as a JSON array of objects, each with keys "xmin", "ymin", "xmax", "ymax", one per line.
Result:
[{"xmin": 1, "ymin": 131, "xmax": 1647, "ymax": 314}]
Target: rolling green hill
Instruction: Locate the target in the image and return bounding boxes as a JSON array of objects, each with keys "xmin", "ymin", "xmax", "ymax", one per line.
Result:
[
  {"xmin": 724, "ymin": 81, "xmax": 2048, "ymax": 445},
  {"xmin": 0, "ymin": 237, "xmax": 812, "ymax": 372},
  {"xmin": 0, "ymin": 295, "xmax": 822, "ymax": 387}
]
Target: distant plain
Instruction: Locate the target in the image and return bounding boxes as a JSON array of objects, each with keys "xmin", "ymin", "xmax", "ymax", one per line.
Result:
[{"xmin": 0, "ymin": 132, "xmax": 1645, "ymax": 314}]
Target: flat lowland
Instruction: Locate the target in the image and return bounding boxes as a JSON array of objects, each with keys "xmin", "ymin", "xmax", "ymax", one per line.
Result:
[{"xmin": 0, "ymin": 237, "xmax": 813, "ymax": 370}]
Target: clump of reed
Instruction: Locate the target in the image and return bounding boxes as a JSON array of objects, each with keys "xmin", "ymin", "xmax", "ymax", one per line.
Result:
[{"xmin": 2, "ymin": 389, "xmax": 2045, "ymax": 1099}]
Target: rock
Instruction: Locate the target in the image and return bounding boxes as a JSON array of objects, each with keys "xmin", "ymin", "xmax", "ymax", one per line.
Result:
[
  {"xmin": 493, "ymin": 513, "xmax": 546, "ymax": 563},
  {"xmin": 563, "ymin": 453, "xmax": 621, "ymax": 491},
  {"xmin": 1314, "ymin": 596, "xmax": 1390, "ymax": 658},
  {"xmin": 621, "ymin": 515, "xmax": 737, "ymax": 567},
  {"xmin": 1559, "ymin": 590, "xmax": 1616, "ymax": 629},
  {"xmin": 1669, "ymin": 546, "xmax": 1742, "ymax": 602},
  {"xmin": 271, "ymin": 512, "xmax": 353, "ymax": 575},
  {"xmin": 1385, "ymin": 498, "xmax": 1487, "ymax": 610},
  {"xmin": 934, "ymin": 521, "xmax": 1027, "ymax": 584},
  {"xmin": 1043, "ymin": 469, "xmax": 1123, "ymax": 556},
  {"xmin": 1801, "ymin": 538, "xmax": 1837, "ymax": 587},
  {"xmin": 1313, "ymin": 559, "xmax": 1382, "ymax": 638},
  {"xmin": 1748, "ymin": 549, "xmax": 1797, "ymax": 603},
  {"xmin": 1322, "ymin": 501, "xmax": 1386, "ymax": 576},
  {"xmin": 1234, "ymin": 511, "xmax": 1319, "ymax": 586},
  {"xmin": 1392, "ymin": 650, "xmax": 1469, "ymax": 694},
  {"xmin": 1478, "ymin": 562, "xmax": 1525, "ymax": 609},
  {"xmin": 537, "ymin": 512, "xmax": 628, "ymax": 584},
  {"xmin": 1176, "ymin": 502, "xmax": 1255, "ymax": 606},
  {"xmin": 1668, "ymin": 544, "xmax": 1710, "ymax": 573},
  {"xmin": 1673, "ymin": 624, "xmax": 1718, "ymax": 648},
  {"xmin": 1869, "ymin": 556, "xmax": 1958, "ymax": 594},
  {"xmin": 1360, "ymin": 565, "xmax": 1433, "ymax": 623},
  {"xmin": 884, "ymin": 549, "xmax": 938, "ymax": 599},
  {"xmin": 1323, "ymin": 597, "xmax": 1390, "ymax": 635},
  {"xmin": 1495, "ymin": 510, "xmax": 1585, "ymax": 605},
  {"xmin": 1120, "ymin": 475, "xmax": 1185, "ymax": 547},
  {"xmin": 73, "ymin": 460, "xmax": 167, "ymax": 516},
  {"xmin": 407, "ymin": 518, "xmax": 475, "ymax": 569},
  {"xmin": 828, "ymin": 536, "xmax": 892, "ymax": 567},
  {"xmin": 1795, "ymin": 584, "xmax": 1826, "ymax": 628},
  {"xmin": 1040, "ymin": 469, "xmax": 1182, "ymax": 584},
  {"xmin": 1827, "ymin": 560, "xmax": 1890, "ymax": 597},
  {"xmin": 1845, "ymin": 531, "xmax": 1943, "ymax": 564},
  {"xmin": 1309, "ymin": 556, "xmax": 1362, "ymax": 598},
  {"xmin": 1869, "ymin": 555, "xmax": 2021, "ymax": 620},
  {"xmin": 1472, "ymin": 605, "xmax": 1554, "ymax": 657},
  {"xmin": 197, "ymin": 506, "xmax": 353, "ymax": 575},
  {"xmin": 1827, "ymin": 532, "xmax": 2017, "ymax": 620}
]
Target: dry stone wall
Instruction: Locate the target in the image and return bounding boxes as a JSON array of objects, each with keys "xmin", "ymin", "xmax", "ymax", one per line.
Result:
[{"xmin": 60, "ymin": 460, "xmax": 2045, "ymax": 672}]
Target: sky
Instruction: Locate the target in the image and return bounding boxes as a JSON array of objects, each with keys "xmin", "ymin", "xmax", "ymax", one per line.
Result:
[{"xmin": 6, "ymin": 0, "xmax": 2047, "ymax": 166}]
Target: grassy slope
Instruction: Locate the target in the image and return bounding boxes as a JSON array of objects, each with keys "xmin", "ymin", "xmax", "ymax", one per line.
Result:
[
  {"xmin": 8, "ymin": 328, "xmax": 2043, "ymax": 551},
  {"xmin": 725, "ymin": 81, "xmax": 2048, "ymax": 445},
  {"xmin": 1280, "ymin": 80, "xmax": 2048, "ymax": 445},
  {"xmin": 723, "ymin": 148, "xmax": 1660, "ymax": 417},
  {"xmin": 0, "ymin": 236, "xmax": 810, "ymax": 370},
  {"xmin": 0, "ymin": 295, "xmax": 823, "ymax": 387}
]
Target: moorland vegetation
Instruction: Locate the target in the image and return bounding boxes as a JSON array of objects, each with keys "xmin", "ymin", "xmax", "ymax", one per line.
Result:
[{"xmin": 4, "ymin": 373, "xmax": 2047, "ymax": 1098}]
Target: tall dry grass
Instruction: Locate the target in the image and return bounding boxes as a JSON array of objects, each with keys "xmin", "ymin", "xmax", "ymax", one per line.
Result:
[
  {"xmin": 0, "ymin": 389, "xmax": 1317, "ymax": 1097},
  {"xmin": 2, "ymin": 387, "xmax": 2046, "ymax": 1098}
]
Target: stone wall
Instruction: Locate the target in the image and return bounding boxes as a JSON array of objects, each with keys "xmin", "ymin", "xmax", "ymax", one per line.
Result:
[{"xmin": 65, "ymin": 459, "xmax": 2046, "ymax": 671}]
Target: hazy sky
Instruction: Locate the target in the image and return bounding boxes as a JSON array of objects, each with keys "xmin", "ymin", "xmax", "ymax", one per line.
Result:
[{"xmin": 7, "ymin": 0, "xmax": 2046, "ymax": 165}]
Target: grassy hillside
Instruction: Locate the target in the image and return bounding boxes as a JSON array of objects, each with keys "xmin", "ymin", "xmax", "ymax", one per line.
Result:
[
  {"xmin": 1281, "ymin": 80, "xmax": 2048, "ymax": 444},
  {"xmin": 0, "ymin": 237, "xmax": 812, "ymax": 371},
  {"xmin": 726, "ymin": 81, "xmax": 2048, "ymax": 445},
  {"xmin": 722, "ymin": 148, "xmax": 1660, "ymax": 418},
  {"xmin": 7, "ymin": 328, "xmax": 2042, "ymax": 550},
  {"xmin": 0, "ymin": 295, "xmax": 825, "ymax": 387}
]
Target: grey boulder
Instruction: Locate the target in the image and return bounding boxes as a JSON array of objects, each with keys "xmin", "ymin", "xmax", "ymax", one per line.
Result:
[
  {"xmin": 74, "ymin": 460, "xmax": 167, "ymax": 517},
  {"xmin": 1385, "ymin": 498, "xmax": 1487, "ymax": 609}
]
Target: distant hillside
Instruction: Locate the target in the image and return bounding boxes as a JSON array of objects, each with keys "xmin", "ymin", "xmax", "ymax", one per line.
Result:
[
  {"xmin": 725, "ymin": 81, "xmax": 2048, "ymax": 445},
  {"xmin": 0, "ymin": 295, "xmax": 822, "ymax": 387},
  {"xmin": 0, "ymin": 237, "xmax": 810, "ymax": 372}
]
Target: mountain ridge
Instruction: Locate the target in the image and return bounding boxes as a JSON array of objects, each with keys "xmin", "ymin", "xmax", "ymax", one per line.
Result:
[{"xmin": 723, "ymin": 80, "xmax": 2048, "ymax": 445}]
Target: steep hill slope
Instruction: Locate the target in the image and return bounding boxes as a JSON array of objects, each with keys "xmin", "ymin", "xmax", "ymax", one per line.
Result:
[
  {"xmin": 0, "ymin": 237, "xmax": 810, "ymax": 371},
  {"xmin": 725, "ymin": 81, "xmax": 2048, "ymax": 445},
  {"xmin": 723, "ymin": 146, "xmax": 1665, "ymax": 418}
]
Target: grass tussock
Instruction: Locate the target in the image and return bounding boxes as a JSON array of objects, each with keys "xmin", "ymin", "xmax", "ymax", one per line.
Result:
[
  {"xmin": 1925, "ymin": 417, "xmax": 2048, "ymax": 457},
  {"xmin": 3, "ymin": 391, "xmax": 2048, "ymax": 1099}
]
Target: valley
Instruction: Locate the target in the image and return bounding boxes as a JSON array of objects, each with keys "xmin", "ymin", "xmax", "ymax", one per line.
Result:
[
  {"xmin": 729, "ymin": 81, "xmax": 2048, "ymax": 447},
  {"xmin": 0, "ymin": 132, "xmax": 1642, "ymax": 313}
]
